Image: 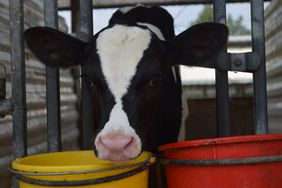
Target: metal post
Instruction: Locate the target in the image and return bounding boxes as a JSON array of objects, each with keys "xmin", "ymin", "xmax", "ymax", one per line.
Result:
[
  {"xmin": 71, "ymin": 0, "xmax": 80, "ymax": 32},
  {"xmin": 79, "ymin": 0, "xmax": 94, "ymax": 149},
  {"xmin": 251, "ymin": 0, "xmax": 268, "ymax": 134},
  {"xmin": 0, "ymin": 64, "xmax": 6, "ymax": 101},
  {"xmin": 9, "ymin": 0, "xmax": 27, "ymax": 160},
  {"xmin": 44, "ymin": 0, "xmax": 62, "ymax": 152},
  {"xmin": 213, "ymin": 0, "xmax": 230, "ymax": 137},
  {"xmin": 9, "ymin": 0, "xmax": 27, "ymax": 187}
]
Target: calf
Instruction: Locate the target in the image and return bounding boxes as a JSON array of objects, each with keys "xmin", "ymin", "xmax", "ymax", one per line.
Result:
[{"xmin": 25, "ymin": 5, "xmax": 228, "ymax": 161}]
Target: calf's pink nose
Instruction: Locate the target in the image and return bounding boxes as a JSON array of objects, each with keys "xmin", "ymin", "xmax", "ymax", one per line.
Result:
[{"xmin": 100, "ymin": 135, "xmax": 132, "ymax": 151}]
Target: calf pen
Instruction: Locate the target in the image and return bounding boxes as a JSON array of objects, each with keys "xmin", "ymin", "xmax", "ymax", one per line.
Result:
[{"xmin": 2, "ymin": 0, "xmax": 272, "ymax": 187}]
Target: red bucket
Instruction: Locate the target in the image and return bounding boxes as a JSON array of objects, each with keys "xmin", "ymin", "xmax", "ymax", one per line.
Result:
[{"xmin": 159, "ymin": 134, "xmax": 282, "ymax": 188}]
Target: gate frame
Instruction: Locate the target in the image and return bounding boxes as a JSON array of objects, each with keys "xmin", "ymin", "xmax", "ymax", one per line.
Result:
[{"xmin": 8, "ymin": 0, "xmax": 269, "ymax": 186}]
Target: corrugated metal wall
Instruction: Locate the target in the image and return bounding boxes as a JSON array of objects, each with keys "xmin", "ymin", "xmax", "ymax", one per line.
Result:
[
  {"xmin": 265, "ymin": 0, "xmax": 282, "ymax": 133},
  {"xmin": 0, "ymin": 1, "xmax": 80, "ymax": 187}
]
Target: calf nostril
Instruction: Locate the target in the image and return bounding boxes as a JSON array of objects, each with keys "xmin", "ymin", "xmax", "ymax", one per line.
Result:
[
  {"xmin": 100, "ymin": 135, "xmax": 133, "ymax": 151},
  {"xmin": 124, "ymin": 137, "xmax": 134, "ymax": 149}
]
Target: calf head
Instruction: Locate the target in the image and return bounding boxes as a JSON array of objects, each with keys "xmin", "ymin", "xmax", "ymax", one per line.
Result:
[{"xmin": 25, "ymin": 22, "xmax": 228, "ymax": 161}]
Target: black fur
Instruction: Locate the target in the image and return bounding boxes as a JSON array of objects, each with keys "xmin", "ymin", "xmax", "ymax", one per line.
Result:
[{"xmin": 110, "ymin": 6, "xmax": 175, "ymax": 40}]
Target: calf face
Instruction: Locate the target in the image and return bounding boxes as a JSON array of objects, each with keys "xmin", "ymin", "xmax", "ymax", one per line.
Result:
[{"xmin": 25, "ymin": 22, "xmax": 228, "ymax": 161}]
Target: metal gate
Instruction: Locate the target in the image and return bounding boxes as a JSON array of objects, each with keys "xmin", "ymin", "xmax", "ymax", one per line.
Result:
[
  {"xmin": 6, "ymin": 0, "xmax": 269, "ymax": 187},
  {"xmin": 0, "ymin": 1, "xmax": 79, "ymax": 187}
]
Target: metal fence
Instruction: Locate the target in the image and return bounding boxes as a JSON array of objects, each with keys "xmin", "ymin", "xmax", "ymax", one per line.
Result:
[
  {"xmin": 6, "ymin": 0, "xmax": 269, "ymax": 187},
  {"xmin": 0, "ymin": 1, "xmax": 79, "ymax": 187},
  {"xmin": 213, "ymin": 0, "xmax": 268, "ymax": 136}
]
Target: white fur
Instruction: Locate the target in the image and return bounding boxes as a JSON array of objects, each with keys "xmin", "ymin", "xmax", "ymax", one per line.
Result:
[
  {"xmin": 137, "ymin": 22, "xmax": 165, "ymax": 40},
  {"xmin": 95, "ymin": 24, "xmax": 151, "ymax": 156},
  {"xmin": 98, "ymin": 104, "xmax": 136, "ymax": 136},
  {"xmin": 171, "ymin": 66, "xmax": 177, "ymax": 82},
  {"xmin": 95, "ymin": 103, "xmax": 141, "ymax": 158},
  {"xmin": 119, "ymin": 4, "xmax": 145, "ymax": 14},
  {"xmin": 97, "ymin": 24, "xmax": 151, "ymax": 102},
  {"xmin": 178, "ymin": 92, "xmax": 189, "ymax": 141}
]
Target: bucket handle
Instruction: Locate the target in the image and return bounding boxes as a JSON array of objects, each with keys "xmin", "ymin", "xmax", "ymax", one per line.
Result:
[
  {"xmin": 160, "ymin": 155, "xmax": 282, "ymax": 166},
  {"xmin": 11, "ymin": 162, "xmax": 153, "ymax": 186}
]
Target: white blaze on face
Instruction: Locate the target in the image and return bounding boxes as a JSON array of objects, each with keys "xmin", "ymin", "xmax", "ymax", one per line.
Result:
[
  {"xmin": 97, "ymin": 25, "xmax": 151, "ymax": 101},
  {"xmin": 95, "ymin": 24, "xmax": 152, "ymax": 160}
]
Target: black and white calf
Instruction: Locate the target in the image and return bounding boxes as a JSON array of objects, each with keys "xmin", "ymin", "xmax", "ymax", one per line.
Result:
[{"xmin": 25, "ymin": 5, "xmax": 228, "ymax": 161}]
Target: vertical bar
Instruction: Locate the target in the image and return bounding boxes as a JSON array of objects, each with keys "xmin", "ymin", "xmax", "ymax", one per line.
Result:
[
  {"xmin": 9, "ymin": 0, "xmax": 27, "ymax": 187},
  {"xmin": 80, "ymin": 0, "xmax": 93, "ymax": 35},
  {"xmin": 71, "ymin": 0, "xmax": 83, "ymax": 148},
  {"xmin": 0, "ymin": 64, "xmax": 6, "ymax": 101},
  {"xmin": 213, "ymin": 0, "xmax": 230, "ymax": 137},
  {"xmin": 251, "ymin": 0, "xmax": 268, "ymax": 134},
  {"xmin": 9, "ymin": 0, "xmax": 27, "ymax": 160},
  {"xmin": 71, "ymin": 0, "xmax": 80, "ymax": 32},
  {"xmin": 44, "ymin": 0, "xmax": 61, "ymax": 152},
  {"xmin": 80, "ymin": 0, "xmax": 94, "ymax": 149}
]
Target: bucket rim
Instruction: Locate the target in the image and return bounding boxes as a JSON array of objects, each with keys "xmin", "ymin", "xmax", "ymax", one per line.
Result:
[
  {"xmin": 160, "ymin": 155, "xmax": 282, "ymax": 166},
  {"xmin": 159, "ymin": 134, "xmax": 282, "ymax": 152},
  {"xmin": 11, "ymin": 150, "xmax": 155, "ymax": 175},
  {"xmin": 11, "ymin": 162, "xmax": 151, "ymax": 186}
]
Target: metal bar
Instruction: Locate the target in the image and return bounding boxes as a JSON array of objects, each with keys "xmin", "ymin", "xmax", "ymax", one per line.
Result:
[
  {"xmin": 9, "ymin": 0, "xmax": 27, "ymax": 187},
  {"xmin": 213, "ymin": 0, "xmax": 230, "ymax": 137},
  {"xmin": 251, "ymin": 0, "xmax": 268, "ymax": 134},
  {"xmin": 9, "ymin": 0, "xmax": 27, "ymax": 160},
  {"xmin": 58, "ymin": 0, "xmax": 271, "ymax": 10},
  {"xmin": 44, "ymin": 0, "xmax": 62, "ymax": 152},
  {"xmin": 217, "ymin": 52, "xmax": 261, "ymax": 72},
  {"xmin": 71, "ymin": 0, "xmax": 80, "ymax": 32},
  {"xmin": 161, "ymin": 155, "xmax": 282, "ymax": 166},
  {"xmin": 0, "ymin": 63, "xmax": 6, "ymax": 101},
  {"xmin": 80, "ymin": 0, "xmax": 94, "ymax": 149},
  {"xmin": 80, "ymin": 0, "xmax": 93, "ymax": 34},
  {"xmin": 70, "ymin": 0, "xmax": 83, "ymax": 150}
]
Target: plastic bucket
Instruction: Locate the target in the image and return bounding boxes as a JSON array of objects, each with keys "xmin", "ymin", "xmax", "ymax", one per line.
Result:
[
  {"xmin": 159, "ymin": 134, "xmax": 282, "ymax": 188},
  {"xmin": 10, "ymin": 150, "xmax": 155, "ymax": 188}
]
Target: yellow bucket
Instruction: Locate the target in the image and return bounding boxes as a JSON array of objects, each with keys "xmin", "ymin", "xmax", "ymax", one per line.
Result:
[{"xmin": 10, "ymin": 150, "xmax": 155, "ymax": 188}]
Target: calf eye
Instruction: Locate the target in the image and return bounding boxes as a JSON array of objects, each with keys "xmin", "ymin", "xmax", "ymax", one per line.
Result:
[
  {"xmin": 148, "ymin": 76, "xmax": 162, "ymax": 89},
  {"xmin": 79, "ymin": 74, "xmax": 95, "ymax": 89},
  {"xmin": 86, "ymin": 79, "xmax": 95, "ymax": 88}
]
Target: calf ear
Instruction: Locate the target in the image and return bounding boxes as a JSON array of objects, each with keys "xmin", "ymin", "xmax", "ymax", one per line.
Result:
[
  {"xmin": 24, "ymin": 27, "xmax": 89, "ymax": 68},
  {"xmin": 168, "ymin": 23, "xmax": 228, "ymax": 67}
]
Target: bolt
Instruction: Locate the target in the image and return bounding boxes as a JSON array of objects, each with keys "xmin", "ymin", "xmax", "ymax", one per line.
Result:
[{"xmin": 234, "ymin": 59, "xmax": 242, "ymax": 67}]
